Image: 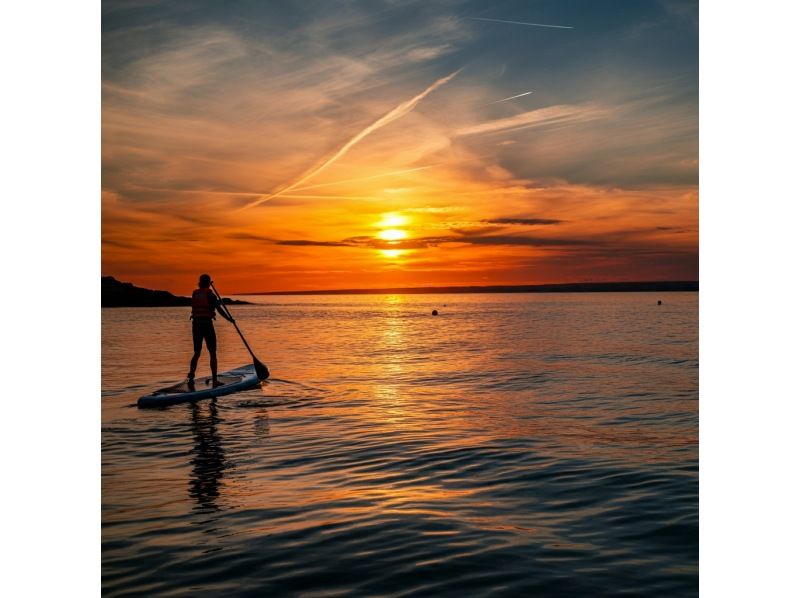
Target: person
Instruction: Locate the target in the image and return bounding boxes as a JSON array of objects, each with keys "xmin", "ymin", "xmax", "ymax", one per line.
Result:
[{"xmin": 187, "ymin": 274, "xmax": 235, "ymax": 387}]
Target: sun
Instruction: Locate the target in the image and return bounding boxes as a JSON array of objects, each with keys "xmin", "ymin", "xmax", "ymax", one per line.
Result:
[
  {"xmin": 377, "ymin": 229, "xmax": 407, "ymax": 241},
  {"xmin": 376, "ymin": 213, "xmax": 411, "ymax": 259}
]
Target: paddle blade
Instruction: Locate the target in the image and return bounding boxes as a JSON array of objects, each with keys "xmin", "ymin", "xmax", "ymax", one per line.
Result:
[{"xmin": 254, "ymin": 359, "xmax": 270, "ymax": 381}]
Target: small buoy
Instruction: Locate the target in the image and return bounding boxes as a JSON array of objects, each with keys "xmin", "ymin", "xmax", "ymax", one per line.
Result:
[
  {"xmin": 657, "ymin": 300, "xmax": 662, "ymax": 305},
  {"xmin": 432, "ymin": 309, "xmax": 438, "ymax": 316}
]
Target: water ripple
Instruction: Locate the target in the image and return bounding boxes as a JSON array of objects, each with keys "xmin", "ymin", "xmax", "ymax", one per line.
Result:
[{"xmin": 103, "ymin": 293, "xmax": 697, "ymax": 596}]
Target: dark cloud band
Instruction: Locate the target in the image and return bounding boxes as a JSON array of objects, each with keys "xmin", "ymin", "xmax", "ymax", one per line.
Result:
[{"xmin": 483, "ymin": 218, "xmax": 563, "ymax": 226}]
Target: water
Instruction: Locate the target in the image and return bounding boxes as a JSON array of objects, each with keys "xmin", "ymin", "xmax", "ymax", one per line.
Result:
[{"xmin": 102, "ymin": 293, "xmax": 698, "ymax": 596}]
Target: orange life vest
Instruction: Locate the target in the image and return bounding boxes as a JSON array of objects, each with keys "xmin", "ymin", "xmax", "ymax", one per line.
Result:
[{"xmin": 191, "ymin": 288, "xmax": 214, "ymax": 319}]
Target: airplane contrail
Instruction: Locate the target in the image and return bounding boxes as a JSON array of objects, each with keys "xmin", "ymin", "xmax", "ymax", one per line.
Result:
[
  {"xmin": 469, "ymin": 17, "xmax": 574, "ymax": 30},
  {"xmin": 490, "ymin": 91, "xmax": 534, "ymax": 104},
  {"xmin": 244, "ymin": 69, "xmax": 462, "ymax": 209}
]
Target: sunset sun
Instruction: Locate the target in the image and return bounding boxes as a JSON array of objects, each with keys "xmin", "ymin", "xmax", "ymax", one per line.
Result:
[{"xmin": 377, "ymin": 229, "xmax": 407, "ymax": 241}]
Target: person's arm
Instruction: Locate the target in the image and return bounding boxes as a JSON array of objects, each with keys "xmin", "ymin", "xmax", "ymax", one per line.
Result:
[{"xmin": 210, "ymin": 292, "xmax": 235, "ymax": 323}]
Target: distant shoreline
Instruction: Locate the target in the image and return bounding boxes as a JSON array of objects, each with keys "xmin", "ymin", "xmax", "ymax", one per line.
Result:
[
  {"xmin": 244, "ymin": 281, "xmax": 699, "ymax": 296},
  {"xmin": 102, "ymin": 276, "xmax": 252, "ymax": 307}
]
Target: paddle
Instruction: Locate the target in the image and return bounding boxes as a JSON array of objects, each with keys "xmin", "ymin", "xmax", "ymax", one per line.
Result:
[{"xmin": 210, "ymin": 282, "xmax": 270, "ymax": 381}]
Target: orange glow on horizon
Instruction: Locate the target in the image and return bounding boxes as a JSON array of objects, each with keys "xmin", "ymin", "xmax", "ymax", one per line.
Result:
[{"xmin": 102, "ymin": 176, "xmax": 698, "ymax": 294}]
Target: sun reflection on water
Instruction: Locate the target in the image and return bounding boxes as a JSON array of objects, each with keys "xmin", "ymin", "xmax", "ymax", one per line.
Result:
[{"xmin": 373, "ymin": 294, "xmax": 408, "ymax": 422}]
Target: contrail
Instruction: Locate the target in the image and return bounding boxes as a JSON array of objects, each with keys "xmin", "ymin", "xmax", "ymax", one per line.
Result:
[
  {"xmin": 244, "ymin": 69, "xmax": 462, "ymax": 209},
  {"xmin": 490, "ymin": 91, "xmax": 534, "ymax": 104},
  {"xmin": 469, "ymin": 17, "xmax": 573, "ymax": 30}
]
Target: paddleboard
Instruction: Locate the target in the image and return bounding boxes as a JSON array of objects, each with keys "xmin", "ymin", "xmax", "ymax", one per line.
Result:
[{"xmin": 138, "ymin": 364, "xmax": 261, "ymax": 408}]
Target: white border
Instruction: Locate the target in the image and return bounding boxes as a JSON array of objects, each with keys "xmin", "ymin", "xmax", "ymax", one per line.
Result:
[
  {"xmin": 3, "ymin": 0, "xmax": 100, "ymax": 595},
  {"xmin": 5, "ymin": 0, "xmax": 800, "ymax": 594},
  {"xmin": 701, "ymin": 0, "xmax": 800, "ymax": 595}
]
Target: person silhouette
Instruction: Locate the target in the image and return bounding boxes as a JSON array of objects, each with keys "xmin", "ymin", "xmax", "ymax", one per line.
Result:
[{"xmin": 187, "ymin": 274, "xmax": 235, "ymax": 387}]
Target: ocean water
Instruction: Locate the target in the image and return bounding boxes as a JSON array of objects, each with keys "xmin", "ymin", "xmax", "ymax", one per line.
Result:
[{"xmin": 102, "ymin": 293, "xmax": 698, "ymax": 596}]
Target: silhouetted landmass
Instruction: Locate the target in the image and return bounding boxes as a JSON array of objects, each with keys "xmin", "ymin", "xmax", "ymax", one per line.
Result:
[
  {"xmin": 102, "ymin": 276, "xmax": 251, "ymax": 307},
  {"xmin": 253, "ymin": 281, "xmax": 699, "ymax": 296}
]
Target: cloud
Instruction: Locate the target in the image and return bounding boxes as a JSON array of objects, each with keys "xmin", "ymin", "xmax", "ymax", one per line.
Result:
[
  {"xmin": 449, "ymin": 225, "xmax": 502, "ymax": 237},
  {"xmin": 460, "ymin": 234, "xmax": 596, "ymax": 247},
  {"xmin": 456, "ymin": 104, "xmax": 611, "ymax": 137},
  {"xmin": 275, "ymin": 233, "xmax": 597, "ymax": 250},
  {"xmin": 289, "ymin": 166, "xmax": 434, "ymax": 193},
  {"xmin": 277, "ymin": 239, "xmax": 355, "ymax": 247},
  {"xmin": 405, "ymin": 44, "xmax": 454, "ymax": 62},
  {"xmin": 483, "ymin": 218, "xmax": 563, "ymax": 225},
  {"xmin": 245, "ymin": 68, "xmax": 463, "ymax": 208},
  {"xmin": 103, "ymin": 8, "xmax": 477, "ymax": 208},
  {"xmin": 227, "ymin": 232, "xmax": 276, "ymax": 242}
]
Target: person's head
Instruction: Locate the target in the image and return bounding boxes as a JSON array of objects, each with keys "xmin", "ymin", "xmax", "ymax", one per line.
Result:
[{"xmin": 198, "ymin": 274, "xmax": 212, "ymax": 288}]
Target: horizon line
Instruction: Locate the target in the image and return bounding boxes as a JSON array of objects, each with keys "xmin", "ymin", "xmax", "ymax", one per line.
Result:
[{"xmin": 235, "ymin": 281, "xmax": 699, "ymax": 296}]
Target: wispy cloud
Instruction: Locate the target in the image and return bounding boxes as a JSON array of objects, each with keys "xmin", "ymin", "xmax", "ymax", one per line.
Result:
[
  {"xmin": 244, "ymin": 69, "xmax": 463, "ymax": 208},
  {"xmin": 405, "ymin": 44, "xmax": 454, "ymax": 62},
  {"xmin": 275, "ymin": 233, "xmax": 596, "ymax": 250},
  {"xmin": 456, "ymin": 104, "xmax": 611, "ymax": 137},
  {"xmin": 289, "ymin": 166, "xmax": 434, "ymax": 193},
  {"xmin": 484, "ymin": 218, "xmax": 563, "ymax": 225}
]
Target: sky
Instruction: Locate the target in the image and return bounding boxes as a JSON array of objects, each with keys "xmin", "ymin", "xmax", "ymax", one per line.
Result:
[{"xmin": 102, "ymin": 0, "xmax": 698, "ymax": 293}]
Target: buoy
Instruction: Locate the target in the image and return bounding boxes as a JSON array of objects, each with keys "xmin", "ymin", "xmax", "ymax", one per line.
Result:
[{"xmin": 432, "ymin": 309, "xmax": 438, "ymax": 316}]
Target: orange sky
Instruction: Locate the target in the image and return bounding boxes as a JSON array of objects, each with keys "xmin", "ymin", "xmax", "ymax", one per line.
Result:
[{"xmin": 102, "ymin": 1, "xmax": 698, "ymax": 294}]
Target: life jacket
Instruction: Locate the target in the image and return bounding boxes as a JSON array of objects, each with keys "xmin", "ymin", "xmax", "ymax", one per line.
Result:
[{"xmin": 191, "ymin": 288, "xmax": 214, "ymax": 319}]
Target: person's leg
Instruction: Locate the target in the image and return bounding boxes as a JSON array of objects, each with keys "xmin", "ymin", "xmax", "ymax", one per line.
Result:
[
  {"xmin": 188, "ymin": 321, "xmax": 204, "ymax": 379},
  {"xmin": 206, "ymin": 324, "xmax": 219, "ymax": 383}
]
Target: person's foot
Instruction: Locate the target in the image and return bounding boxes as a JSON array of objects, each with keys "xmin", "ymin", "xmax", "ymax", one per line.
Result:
[{"xmin": 211, "ymin": 379, "xmax": 224, "ymax": 388}]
